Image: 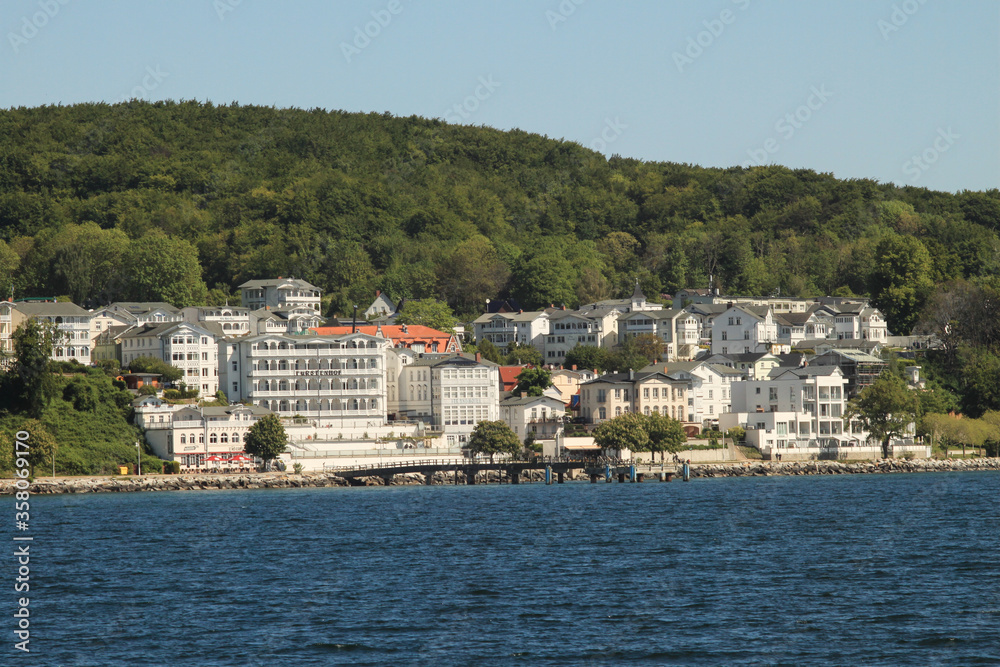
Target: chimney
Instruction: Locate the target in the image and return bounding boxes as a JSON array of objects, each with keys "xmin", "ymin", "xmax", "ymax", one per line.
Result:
[
  {"xmin": 727, "ymin": 302, "xmax": 733, "ymax": 310},
  {"xmin": 376, "ymin": 290, "xmax": 381, "ymax": 297},
  {"xmin": 571, "ymin": 365, "xmax": 577, "ymax": 371},
  {"xmin": 629, "ymin": 368, "xmax": 634, "ymax": 380},
  {"xmin": 475, "ymin": 352, "xmax": 481, "ymax": 362},
  {"xmin": 561, "ymin": 304, "xmax": 566, "ymax": 310},
  {"xmin": 519, "ymin": 309, "xmax": 523, "ymax": 314}
]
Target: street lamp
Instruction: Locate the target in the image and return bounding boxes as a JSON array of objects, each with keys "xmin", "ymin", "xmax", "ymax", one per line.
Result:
[{"xmin": 135, "ymin": 440, "xmax": 141, "ymax": 476}]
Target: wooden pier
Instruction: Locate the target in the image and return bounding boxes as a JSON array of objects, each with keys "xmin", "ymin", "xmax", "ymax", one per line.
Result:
[{"xmin": 331, "ymin": 459, "xmax": 682, "ymax": 485}]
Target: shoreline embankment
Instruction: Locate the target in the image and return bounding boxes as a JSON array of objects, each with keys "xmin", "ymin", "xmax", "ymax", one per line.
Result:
[{"xmin": 2, "ymin": 458, "xmax": 999, "ymax": 494}]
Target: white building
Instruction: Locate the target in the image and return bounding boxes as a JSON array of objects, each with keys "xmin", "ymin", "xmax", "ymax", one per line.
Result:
[
  {"xmin": 652, "ymin": 361, "xmax": 744, "ymax": 426},
  {"xmin": 473, "ymin": 310, "xmax": 550, "ymax": 352},
  {"xmin": 391, "ymin": 353, "xmax": 500, "ymax": 448},
  {"xmin": 14, "ymin": 301, "xmax": 94, "ymax": 362},
  {"xmin": 219, "ymin": 331, "xmax": 388, "ymax": 429},
  {"xmin": 618, "ymin": 308, "xmax": 700, "ymax": 361},
  {"xmin": 0, "ymin": 301, "xmax": 24, "ymax": 366},
  {"xmin": 710, "ymin": 305, "xmax": 780, "ymax": 355},
  {"xmin": 121, "ymin": 321, "xmax": 224, "ymax": 397},
  {"xmin": 718, "ymin": 365, "xmax": 898, "ymax": 459},
  {"xmin": 181, "ymin": 306, "xmax": 254, "ymax": 337},
  {"xmin": 239, "ymin": 277, "xmax": 322, "ymax": 315},
  {"xmin": 500, "ymin": 394, "xmax": 566, "ymax": 441},
  {"xmin": 134, "ymin": 395, "xmax": 272, "ymax": 470},
  {"xmin": 543, "ymin": 306, "xmax": 618, "ymax": 364}
]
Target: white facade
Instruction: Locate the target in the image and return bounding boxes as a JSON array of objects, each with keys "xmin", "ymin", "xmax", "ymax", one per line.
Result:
[
  {"xmin": 660, "ymin": 362, "xmax": 742, "ymax": 425},
  {"xmin": 220, "ymin": 332, "xmax": 388, "ymax": 429},
  {"xmin": 543, "ymin": 309, "xmax": 613, "ymax": 364},
  {"xmin": 135, "ymin": 396, "xmax": 272, "ymax": 470},
  {"xmin": 393, "ymin": 354, "xmax": 501, "ymax": 447},
  {"xmin": 718, "ymin": 366, "xmax": 888, "ymax": 458},
  {"xmin": 121, "ymin": 322, "xmax": 223, "ymax": 397},
  {"xmin": 473, "ymin": 311, "xmax": 550, "ymax": 352},
  {"xmin": 14, "ymin": 301, "xmax": 93, "ymax": 362},
  {"xmin": 500, "ymin": 394, "xmax": 566, "ymax": 441},
  {"xmin": 181, "ymin": 306, "xmax": 254, "ymax": 337},
  {"xmin": 239, "ymin": 277, "xmax": 322, "ymax": 315},
  {"xmin": 711, "ymin": 305, "xmax": 778, "ymax": 355}
]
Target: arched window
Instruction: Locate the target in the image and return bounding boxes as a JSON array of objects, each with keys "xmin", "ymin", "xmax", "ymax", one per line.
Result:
[
  {"xmin": 644, "ymin": 406, "xmax": 650, "ymax": 415},
  {"xmin": 615, "ymin": 406, "xmax": 621, "ymax": 417},
  {"xmin": 210, "ymin": 433, "xmax": 218, "ymax": 444},
  {"xmin": 220, "ymin": 433, "xmax": 229, "ymax": 443},
  {"xmin": 232, "ymin": 433, "xmax": 239, "ymax": 443},
  {"xmin": 180, "ymin": 434, "xmax": 186, "ymax": 444}
]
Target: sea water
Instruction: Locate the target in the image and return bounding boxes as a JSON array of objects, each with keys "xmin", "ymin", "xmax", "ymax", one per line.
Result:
[{"xmin": 13, "ymin": 472, "xmax": 1000, "ymax": 665}]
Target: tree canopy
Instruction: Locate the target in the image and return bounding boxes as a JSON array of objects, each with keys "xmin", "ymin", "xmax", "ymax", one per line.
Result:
[
  {"xmin": 467, "ymin": 420, "xmax": 521, "ymax": 463},
  {"xmin": 592, "ymin": 412, "xmax": 650, "ymax": 454},
  {"xmin": 128, "ymin": 355, "xmax": 183, "ymax": 383},
  {"xmin": 0, "ymin": 101, "xmax": 996, "ymax": 329},
  {"xmin": 514, "ymin": 367, "xmax": 552, "ymax": 397},
  {"xmin": 244, "ymin": 414, "xmax": 288, "ymax": 470},
  {"xmin": 845, "ymin": 373, "xmax": 920, "ymax": 458}
]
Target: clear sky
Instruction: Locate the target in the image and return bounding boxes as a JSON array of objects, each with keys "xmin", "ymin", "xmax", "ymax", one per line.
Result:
[{"xmin": 2, "ymin": 0, "xmax": 998, "ymax": 193}]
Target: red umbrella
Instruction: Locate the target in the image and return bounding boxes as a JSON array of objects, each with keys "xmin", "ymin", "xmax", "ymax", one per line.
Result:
[{"xmin": 205, "ymin": 455, "xmax": 224, "ymax": 462}]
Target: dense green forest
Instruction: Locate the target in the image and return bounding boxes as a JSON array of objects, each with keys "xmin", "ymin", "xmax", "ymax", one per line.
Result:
[{"xmin": 0, "ymin": 101, "xmax": 998, "ymax": 335}]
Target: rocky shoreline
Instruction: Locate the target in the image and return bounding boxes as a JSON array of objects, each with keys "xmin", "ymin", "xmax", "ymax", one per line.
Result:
[
  {"xmin": 690, "ymin": 457, "xmax": 1000, "ymax": 478},
  {"xmin": 2, "ymin": 458, "xmax": 998, "ymax": 494}
]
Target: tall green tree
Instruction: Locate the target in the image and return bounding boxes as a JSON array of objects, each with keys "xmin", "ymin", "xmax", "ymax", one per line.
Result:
[
  {"xmin": 244, "ymin": 414, "xmax": 288, "ymax": 471},
  {"xmin": 514, "ymin": 367, "xmax": 552, "ymax": 397},
  {"xmin": 505, "ymin": 342, "xmax": 542, "ymax": 367},
  {"xmin": 844, "ymin": 373, "xmax": 920, "ymax": 458},
  {"xmin": 564, "ymin": 344, "xmax": 612, "ymax": 372},
  {"xmin": 644, "ymin": 412, "xmax": 687, "ymax": 462},
  {"xmin": 394, "ymin": 298, "xmax": 456, "ymax": 333},
  {"xmin": 592, "ymin": 411, "xmax": 649, "ymax": 454},
  {"xmin": 125, "ymin": 230, "xmax": 208, "ymax": 307},
  {"xmin": 868, "ymin": 234, "xmax": 934, "ymax": 334},
  {"xmin": 128, "ymin": 355, "xmax": 183, "ymax": 383},
  {"xmin": 467, "ymin": 420, "xmax": 521, "ymax": 463},
  {"xmin": 11, "ymin": 319, "xmax": 61, "ymax": 418}
]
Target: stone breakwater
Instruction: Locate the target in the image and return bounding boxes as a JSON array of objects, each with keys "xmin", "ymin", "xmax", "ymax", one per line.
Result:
[
  {"xmin": 690, "ymin": 457, "xmax": 1000, "ymax": 478},
  {"xmin": 0, "ymin": 472, "xmax": 352, "ymax": 495}
]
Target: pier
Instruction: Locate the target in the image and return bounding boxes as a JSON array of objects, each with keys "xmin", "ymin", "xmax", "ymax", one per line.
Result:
[{"xmin": 331, "ymin": 458, "xmax": 680, "ymax": 485}]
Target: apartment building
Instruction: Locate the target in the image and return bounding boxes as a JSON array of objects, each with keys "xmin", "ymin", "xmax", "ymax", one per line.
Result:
[
  {"xmin": 14, "ymin": 301, "xmax": 94, "ymax": 362},
  {"xmin": 219, "ymin": 331, "xmax": 388, "ymax": 429},
  {"xmin": 121, "ymin": 321, "xmax": 224, "ymax": 396}
]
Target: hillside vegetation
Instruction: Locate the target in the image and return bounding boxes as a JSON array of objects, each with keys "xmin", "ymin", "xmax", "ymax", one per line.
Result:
[{"xmin": 0, "ymin": 101, "xmax": 998, "ymax": 334}]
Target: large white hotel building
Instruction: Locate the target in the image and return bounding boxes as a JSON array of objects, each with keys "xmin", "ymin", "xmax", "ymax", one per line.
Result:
[{"xmin": 220, "ymin": 332, "xmax": 389, "ymax": 429}]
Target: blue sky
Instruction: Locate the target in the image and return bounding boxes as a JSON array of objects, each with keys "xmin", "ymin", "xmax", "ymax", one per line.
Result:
[{"xmin": 2, "ymin": 0, "xmax": 997, "ymax": 193}]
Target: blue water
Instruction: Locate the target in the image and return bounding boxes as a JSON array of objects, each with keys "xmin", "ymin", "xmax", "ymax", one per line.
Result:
[{"xmin": 9, "ymin": 472, "xmax": 1000, "ymax": 665}]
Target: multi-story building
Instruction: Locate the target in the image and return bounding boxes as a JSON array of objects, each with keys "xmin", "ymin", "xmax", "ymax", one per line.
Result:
[
  {"xmin": 710, "ymin": 305, "xmax": 780, "ymax": 355},
  {"xmin": 0, "ymin": 301, "xmax": 25, "ymax": 366},
  {"xmin": 721, "ymin": 366, "xmax": 864, "ymax": 452},
  {"xmin": 579, "ymin": 368, "xmax": 689, "ymax": 424},
  {"xmin": 617, "ymin": 308, "xmax": 700, "ymax": 361},
  {"xmin": 391, "ymin": 353, "xmax": 500, "ymax": 447},
  {"xmin": 500, "ymin": 394, "xmax": 566, "ymax": 441},
  {"xmin": 181, "ymin": 306, "xmax": 254, "ymax": 337},
  {"xmin": 543, "ymin": 307, "xmax": 617, "ymax": 364},
  {"xmin": 134, "ymin": 395, "xmax": 272, "ymax": 470},
  {"xmin": 121, "ymin": 322, "xmax": 224, "ymax": 397},
  {"xmin": 473, "ymin": 310, "xmax": 550, "ymax": 352},
  {"xmin": 649, "ymin": 361, "xmax": 744, "ymax": 425},
  {"xmin": 219, "ymin": 332, "xmax": 388, "ymax": 429},
  {"xmin": 14, "ymin": 301, "xmax": 94, "ymax": 362},
  {"xmin": 239, "ymin": 277, "xmax": 322, "ymax": 314}
]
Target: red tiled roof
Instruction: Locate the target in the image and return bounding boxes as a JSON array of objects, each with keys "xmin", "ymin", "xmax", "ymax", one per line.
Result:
[
  {"xmin": 309, "ymin": 324, "xmax": 460, "ymax": 352},
  {"xmin": 499, "ymin": 366, "xmax": 526, "ymax": 391}
]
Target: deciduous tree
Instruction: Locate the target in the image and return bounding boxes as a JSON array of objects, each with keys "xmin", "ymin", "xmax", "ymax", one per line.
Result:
[
  {"xmin": 845, "ymin": 373, "xmax": 919, "ymax": 458},
  {"xmin": 467, "ymin": 420, "xmax": 521, "ymax": 463},
  {"xmin": 245, "ymin": 414, "xmax": 288, "ymax": 471}
]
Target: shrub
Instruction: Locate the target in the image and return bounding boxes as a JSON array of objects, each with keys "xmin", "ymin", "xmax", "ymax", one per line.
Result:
[
  {"xmin": 138, "ymin": 384, "xmax": 158, "ymax": 396},
  {"xmin": 292, "ymin": 462, "xmax": 303, "ymax": 474},
  {"xmin": 163, "ymin": 460, "xmax": 181, "ymax": 474}
]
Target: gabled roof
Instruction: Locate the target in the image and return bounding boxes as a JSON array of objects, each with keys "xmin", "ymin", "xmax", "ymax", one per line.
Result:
[
  {"xmin": 15, "ymin": 301, "xmax": 91, "ymax": 317},
  {"xmin": 775, "ymin": 312, "xmax": 813, "ymax": 326},
  {"xmin": 768, "ymin": 365, "xmax": 844, "ymax": 380},
  {"xmin": 239, "ymin": 277, "xmax": 321, "ymax": 291},
  {"xmin": 408, "ymin": 353, "xmax": 498, "ymax": 368},
  {"xmin": 499, "ymin": 366, "xmax": 525, "ymax": 391},
  {"xmin": 500, "ymin": 394, "xmax": 565, "ymax": 407},
  {"xmin": 310, "ymin": 324, "xmax": 459, "ymax": 351},
  {"xmin": 107, "ymin": 302, "xmax": 181, "ymax": 314}
]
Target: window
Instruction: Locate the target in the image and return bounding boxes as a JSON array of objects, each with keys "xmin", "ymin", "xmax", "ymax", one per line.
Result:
[
  {"xmin": 721, "ymin": 331, "xmax": 727, "ymax": 340},
  {"xmin": 210, "ymin": 433, "xmax": 218, "ymax": 444},
  {"xmin": 769, "ymin": 387, "xmax": 778, "ymax": 401}
]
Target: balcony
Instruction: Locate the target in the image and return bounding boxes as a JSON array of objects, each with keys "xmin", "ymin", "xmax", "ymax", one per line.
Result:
[
  {"xmin": 249, "ymin": 389, "xmax": 381, "ymax": 398},
  {"xmin": 247, "ymin": 367, "xmax": 378, "ymax": 377},
  {"xmin": 248, "ymin": 348, "xmax": 378, "ymax": 357}
]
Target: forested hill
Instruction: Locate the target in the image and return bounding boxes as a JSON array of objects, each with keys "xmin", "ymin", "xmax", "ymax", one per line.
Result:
[{"xmin": 1, "ymin": 101, "xmax": 998, "ymax": 332}]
